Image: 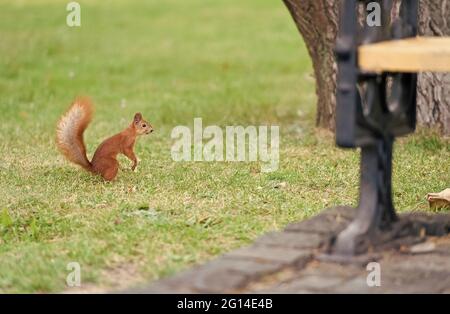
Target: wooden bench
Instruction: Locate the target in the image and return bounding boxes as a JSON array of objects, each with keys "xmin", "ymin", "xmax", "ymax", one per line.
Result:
[{"xmin": 359, "ymin": 37, "xmax": 450, "ymax": 73}]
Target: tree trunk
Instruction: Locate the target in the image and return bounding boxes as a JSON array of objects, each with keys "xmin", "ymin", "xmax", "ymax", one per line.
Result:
[
  {"xmin": 283, "ymin": 0, "xmax": 450, "ymax": 135},
  {"xmin": 417, "ymin": 0, "xmax": 450, "ymax": 135},
  {"xmin": 283, "ymin": 0, "xmax": 339, "ymax": 130}
]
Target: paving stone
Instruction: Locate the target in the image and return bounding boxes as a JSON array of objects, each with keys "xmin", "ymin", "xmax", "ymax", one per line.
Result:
[
  {"xmin": 254, "ymin": 262, "xmax": 363, "ymax": 293},
  {"xmin": 380, "ymin": 271, "xmax": 450, "ymax": 293},
  {"xmin": 127, "ymin": 281, "xmax": 195, "ymax": 294},
  {"xmin": 153, "ymin": 264, "xmax": 249, "ymax": 293},
  {"xmin": 255, "ymin": 231, "xmax": 323, "ymax": 249},
  {"xmin": 285, "ymin": 206, "xmax": 357, "ymax": 234},
  {"xmin": 126, "ymin": 272, "xmax": 198, "ymax": 294},
  {"xmin": 375, "ymin": 257, "xmax": 450, "ymax": 293},
  {"xmin": 190, "ymin": 267, "xmax": 248, "ymax": 293},
  {"xmin": 378, "ymin": 273, "xmax": 431, "ymax": 293},
  {"xmin": 273, "ymin": 275, "xmax": 345, "ymax": 292},
  {"xmin": 299, "ymin": 262, "xmax": 362, "ymax": 279},
  {"xmin": 332, "ymin": 277, "xmax": 379, "ymax": 294},
  {"xmin": 225, "ymin": 245, "xmax": 312, "ymax": 267},
  {"xmin": 382, "ymin": 253, "xmax": 450, "ymax": 274},
  {"xmin": 208, "ymin": 258, "xmax": 283, "ymax": 278},
  {"xmin": 255, "ymin": 287, "xmax": 315, "ymax": 294}
]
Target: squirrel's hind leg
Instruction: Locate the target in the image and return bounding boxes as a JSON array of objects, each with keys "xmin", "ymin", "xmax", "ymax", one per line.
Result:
[
  {"xmin": 102, "ymin": 167, "xmax": 118, "ymax": 181},
  {"xmin": 94, "ymin": 158, "xmax": 119, "ymax": 181},
  {"xmin": 102, "ymin": 164, "xmax": 118, "ymax": 181}
]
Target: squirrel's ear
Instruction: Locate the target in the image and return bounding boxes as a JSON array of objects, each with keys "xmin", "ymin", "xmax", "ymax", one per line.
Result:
[{"xmin": 134, "ymin": 113, "xmax": 142, "ymax": 124}]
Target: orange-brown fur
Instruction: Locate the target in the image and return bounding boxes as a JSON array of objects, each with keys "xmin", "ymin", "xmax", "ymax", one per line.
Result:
[{"xmin": 56, "ymin": 97, "xmax": 153, "ymax": 181}]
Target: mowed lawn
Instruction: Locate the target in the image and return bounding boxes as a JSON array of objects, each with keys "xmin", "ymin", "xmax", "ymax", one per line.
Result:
[{"xmin": 0, "ymin": 0, "xmax": 449, "ymax": 293}]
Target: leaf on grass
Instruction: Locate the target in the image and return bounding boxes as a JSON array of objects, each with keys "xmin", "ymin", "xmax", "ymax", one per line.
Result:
[{"xmin": 427, "ymin": 188, "xmax": 450, "ymax": 210}]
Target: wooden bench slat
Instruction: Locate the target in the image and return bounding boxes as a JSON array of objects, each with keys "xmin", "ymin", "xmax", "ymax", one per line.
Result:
[{"xmin": 358, "ymin": 37, "xmax": 450, "ymax": 73}]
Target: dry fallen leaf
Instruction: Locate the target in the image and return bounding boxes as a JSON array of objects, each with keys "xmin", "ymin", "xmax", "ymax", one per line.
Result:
[
  {"xmin": 427, "ymin": 188, "xmax": 450, "ymax": 210},
  {"xmin": 409, "ymin": 242, "xmax": 436, "ymax": 254}
]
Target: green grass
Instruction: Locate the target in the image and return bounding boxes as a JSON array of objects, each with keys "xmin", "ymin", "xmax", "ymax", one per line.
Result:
[{"xmin": 0, "ymin": 0, "xmax": 449, "ymax": 293}]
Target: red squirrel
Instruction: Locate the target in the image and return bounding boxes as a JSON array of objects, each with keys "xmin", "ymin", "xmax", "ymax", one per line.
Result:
[{"xmin": 56, "ymin": 97, "xmax": 153, "ymax": 181}]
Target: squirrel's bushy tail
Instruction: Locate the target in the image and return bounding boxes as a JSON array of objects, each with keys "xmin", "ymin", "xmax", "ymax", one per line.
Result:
[{"xmin": 56, "ymin": 97, "xmax": 93, "ymax": 171}]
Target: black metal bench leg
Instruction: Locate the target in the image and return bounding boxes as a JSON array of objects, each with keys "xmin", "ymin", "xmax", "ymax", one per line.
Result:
[
  {"xmin": 333, "ymin": 137, "xmax": 397, "ymax": 256},
  {"xmin": 329, "ymin": 0, "xmax": 420, "ymax": 258}
]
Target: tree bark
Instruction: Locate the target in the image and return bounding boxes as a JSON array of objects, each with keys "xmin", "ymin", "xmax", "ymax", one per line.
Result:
[
  {"xmin": 283, "ymin": 0, "xmax": 339, "ymax": 130},
  {"xmin": 417, "ymin": 0, "xmax": 450, "ymax": 135},
  {"xmin": 283, "ymin": 0, "xmax": 450, "ymax": 135}
]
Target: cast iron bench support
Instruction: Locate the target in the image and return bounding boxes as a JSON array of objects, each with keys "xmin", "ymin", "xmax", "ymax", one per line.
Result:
[{"xmin": 332, "ymin": 0, "xmax": 420, "ymax": 256}]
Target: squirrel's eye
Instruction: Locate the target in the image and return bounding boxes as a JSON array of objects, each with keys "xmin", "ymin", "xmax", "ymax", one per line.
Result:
[{"xmin": 142, "ymin": 124, "xmax": 147, "ymax": 128}]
